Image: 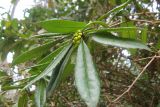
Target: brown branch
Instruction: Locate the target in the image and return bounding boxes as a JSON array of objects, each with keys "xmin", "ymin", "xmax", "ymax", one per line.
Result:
[
  {"xmin": 112, "ymin": 55, "xmax": 156, "ymax": 103},
  {"xmin": 134, "ymin": 55, "xmax": 160, "ymax": 61},
  {"xmin": 130, "ymin": 12, "xmax": 160, "ymax": 16},
  {"xmin": 129, "ymin": 19, "xmax": 160, "ymax": 24}
]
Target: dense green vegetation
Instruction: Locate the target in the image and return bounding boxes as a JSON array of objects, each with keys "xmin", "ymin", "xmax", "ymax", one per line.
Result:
[{"xmin": 0, "ymin": 0, "xmax": 160, "ymax": 107}]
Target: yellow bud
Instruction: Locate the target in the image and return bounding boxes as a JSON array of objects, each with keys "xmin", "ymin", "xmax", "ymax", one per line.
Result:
[
  {"xmin": 73, "ymin": 39, "xmax": 76, "ymax": 44},
  {"xmin": 76, "ymin": 40, "xmax": 80, "ymax": 44},
  {"xmin": 78, "ymin": 32, "xmax": 82, "ymax": 36},
  {"xmin": 77, "ymin": 35, "xmax": 81, "ymax": 40},
  {"xmin": 74, "ymin": 37, "xmax": 78, "ymax": 41}
]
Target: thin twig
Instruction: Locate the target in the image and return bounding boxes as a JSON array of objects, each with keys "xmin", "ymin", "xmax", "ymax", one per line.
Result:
[
  {"xmin": 112, "ymin": 55, "xmax": 156, "ymax": 102},
  {"xmin": 130, "ymin": 19, "xmax": 160, "ymax": 24},
  {"xmin": 134, "ymin": 56, "xmax": 160, "ymax": 61},
  {"xmin": 130, "ymin": 12, "xmax": 160, "ymax": 16}
]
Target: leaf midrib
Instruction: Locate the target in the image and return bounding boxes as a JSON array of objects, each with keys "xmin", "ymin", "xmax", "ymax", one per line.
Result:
[{"xmin": 82, "ymin": 41, "xmax": 91, "ymax": 98}]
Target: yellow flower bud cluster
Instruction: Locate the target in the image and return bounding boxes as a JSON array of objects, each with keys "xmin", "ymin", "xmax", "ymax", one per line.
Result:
[{"xmin": 73, "ymin": 30, "xmax": 82, "ymax": 45}]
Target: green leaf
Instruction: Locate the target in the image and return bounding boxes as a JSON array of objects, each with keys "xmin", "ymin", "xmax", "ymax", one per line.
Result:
[
  {"xmin": 92, "ymin": 27, "xmax": 138, "ymax": 33},
  {"xmin": 22, "ymin": 44, "xmax": 71, "ymax": 90},
  {"xmin": 18, "ymin": 92, "xmax": 28, "ymax": 107},
  {"xmin": 28, "ymin": 41, "xmax": 70, "ymax": 76},
  {"xmin": 39, "ymin": 19, "xmax": 86, "ymax": 33},
  {"xmin": 75, "ymin": 41, "xmax": 100, "ymax": 107},
  {"xmin": 46, "ymin": 45, "xmax": 73, "ymax": 97},
  {"xmin": 31, "ymin": 33, "xmax": 68, "ymax": 38},
  {"xmin": 141, "ymin": 27, "xmax": 148, "ymax": 43},
  {"xmin": 0, "ymin": 70, "xmax": 7, "ymax": 77},
  {"xmin": 60, "ymin": 47, "xmax": 77, "ymax": 81},
  {"xmin": 120, "ymin": 21, "xmax": 136, "ymax": 39},
  {"xmin": 2, "ymin": 85, "xmax": 24, "ymax": 90},
  {"xmin": 98, "ymin": 0, "xmax": 132, "ymax": 20},
  {"xmin": 12, "ymin": 41, "xmax": 55, "ymax": 65},
  {"xmin": 92, "ymin": 32, "xmax": 151, "ymax": 51},
  {"xmin": 38, "ymin": 41, "xmax": 69, "ymax": 64},
  {"xmin": 35, "ymin": 79, "xmax": 47, "ymax": 107}
]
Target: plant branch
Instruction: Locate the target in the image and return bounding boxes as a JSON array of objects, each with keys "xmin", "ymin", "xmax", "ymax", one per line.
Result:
[
  {"xmin": 11, "ymin": 0, "xmax": 20, "ymax": 19},
  {"xmin": 112, "ymin": 55, "xmax": 156, "ymax": 103},
  {"xmin": 134, "ymin": 55, "xmax": 160, "ymax": 61},
  {"xmin": 129, "ymin": 19, "xmax": 160, "ymax": 24}
]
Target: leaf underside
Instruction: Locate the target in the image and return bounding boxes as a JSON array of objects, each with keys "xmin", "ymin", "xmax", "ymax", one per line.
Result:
[{"xmin": 75, "ymin": 40, "xmax": 100, "ymax": 107}]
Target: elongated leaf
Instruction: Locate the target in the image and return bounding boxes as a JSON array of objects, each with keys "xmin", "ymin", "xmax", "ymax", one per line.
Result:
[
  {"xmin": 120, "ymin": 21, "xmax": 136, "ymax": 39},
  {"xmin": 2, "ymin": 85, "xmax": 24, "ymax": 90},
  {"xmin": 75, "ymin": 41, "xmax": 100, "ymax": 107},
  {"xmin": 98, "ymin": 0, "xmax": 131, "ymax": 20},
  {"xmin": 31, "ymin": 33, "xmax": 68, "ymax": 38},
  {"xmin": 12, "ymin": 41, "xmax": 55, "ymax": 65},
  {"xmin": 40, "ymin": 19, "xmax": 86, "ymax": 33},
  {"xmin": 18, "ymin": 92, "xmax": 28, "ymax": 107},
  {"xmin": 22, "ymin": 44, "xmax": 71, "ymax": 90},
  {"xmin": 35, "ymin": 79, "xmax": 47, "ymax": 107},
  {"xmin": 141, "ymin": 27, "xmax": 148, "ymax": 43},
  {"xmin": 39, "ymin": 41, "xmax": 69, "ymax": 64},
  {"xmin": 28, "ymin": 41, "xmax": 70, "ymax": 76},
  {"xmin": 60, "ymin": 47, "xmax": 78, "ymax": 81},
  {"xmin": 92, "ymin": 32, "xmax": 151, "ymax": 51},
  {"xmin": 46, "ymin": 46, "xmax": 73, "ymax": 97},
  {"xmin": 92, "ymin": 27, "xmax": 138, "ymax": 33}
]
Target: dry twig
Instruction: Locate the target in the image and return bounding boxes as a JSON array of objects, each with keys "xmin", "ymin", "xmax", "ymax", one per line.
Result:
[{"xmin": 112, "ymin": 55, "xmax": 156, "ymax": 103}]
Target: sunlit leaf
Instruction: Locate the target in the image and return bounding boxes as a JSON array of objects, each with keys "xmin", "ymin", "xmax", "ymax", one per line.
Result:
[
  {"xmin": 39, "ymin": 19, "xmax": 86, "ymax": 33},
  {"xmin": 75, "ymin": 41, "xmax": 100, "ymax": 107}
]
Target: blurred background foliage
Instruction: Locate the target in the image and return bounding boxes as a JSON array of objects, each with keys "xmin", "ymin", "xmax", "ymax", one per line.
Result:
[{"xmin": 0, "ymin": 0, "xmax": 160, "ymax": 107}]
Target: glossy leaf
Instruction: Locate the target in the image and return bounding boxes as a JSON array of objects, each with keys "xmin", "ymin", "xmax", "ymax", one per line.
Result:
[
  {"xmin": 35, "ymin": 79, "xmax": 47, "ymax": 107},
  {"xmin": 22, "ymin": 44, "xmax": 71, "ymax": 90},
  {"xmin": 46, "ymin": 45, "xmax": 73, "ymax": 97},
  {"xmin": 92, "ymin": 32, "xmax": 151, "ymax": 51},
  {"xmin": 12, "ymin": 41, "xmax": 55, "ymax": 65},
  {"xmin": 39, "ymin": 19, "xmax": 86, "ymax": 33},
  {"xmin": 75, "ymin": 41, "xmax": 100, "ymax": 107}
]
